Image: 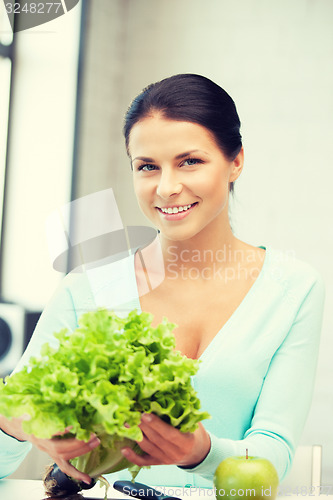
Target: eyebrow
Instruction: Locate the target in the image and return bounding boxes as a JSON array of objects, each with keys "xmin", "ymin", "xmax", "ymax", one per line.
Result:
[{"xmin": 132, "ymin": 150, "xmax": 208, "ymax": 163}]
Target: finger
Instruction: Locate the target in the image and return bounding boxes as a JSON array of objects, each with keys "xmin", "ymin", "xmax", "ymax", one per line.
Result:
[
  {"xmin": 32, "ymin": 434, "xmax": 100, "ymax": 460},
  {"xmin": 56, "ymin": 458, "xmax": 93, "ymax": 485},
  {"xmin": 137, "ymin": 432, "xmax": 171, "ymax": 462},
  {"xmin": 49, "ymin": 431, "xmax": 97, "ymax": 446},
  {"xmin": 140, "ymin": 413, "xmax": 185, "ymax": 443},
  {"xmin": 53, "ymin": 435, "xmax": 100, "ymax": 459},
  {"xmin": 52, "ymin": 434, "xmax": 100, "ymax": 453},
  {"xmin": 139, "ymin": 414, "xmax": 191, "ymax": 453},
  {"xmin": 52, "ymin": 426, "xmax": 74, "ymax": 436},
  {"xmin": 139, "ymin": 423, "xmax": 164, "ymax": 447},
  {"xmin": 54, "ymin": 436, "xmax": 100, "ymax": 461},
  {"xmin": 121, "ymin": 447, "xmax": 163, "ymax": 467}
]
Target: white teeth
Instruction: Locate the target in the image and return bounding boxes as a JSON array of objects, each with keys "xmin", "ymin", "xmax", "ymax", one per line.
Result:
[{"xmin": 160, "ymin": 204, "xmax": 193, "ymax": 214}]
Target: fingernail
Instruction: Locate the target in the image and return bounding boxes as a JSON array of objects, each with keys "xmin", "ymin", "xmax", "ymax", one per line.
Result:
[
  {"xmin": 142, "ymin": 413, "xmax": 152, "ymax": 423},
  {"xmin": 88, "ymin": 437, "xmax": 100, "ymax": 449},
  {"xmin": 83, "ymin": 479, "xmax": 91, "ymax": 485},
  {"xmin": 122, "ymin": 448, "xmax": 130, "ymax": 457}
]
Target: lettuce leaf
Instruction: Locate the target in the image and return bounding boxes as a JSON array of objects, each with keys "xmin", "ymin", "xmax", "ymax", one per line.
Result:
[{"xmin": 0, "ymin": 309, "xmax": 210, "ymax": 481}]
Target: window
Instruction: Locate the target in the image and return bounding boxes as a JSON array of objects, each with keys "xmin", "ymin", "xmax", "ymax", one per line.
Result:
[{"xmin": 0, "ymin": 5, "xmax": 82, "ymax": 308}]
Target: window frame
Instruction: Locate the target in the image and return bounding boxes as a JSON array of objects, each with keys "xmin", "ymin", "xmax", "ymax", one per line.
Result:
[{"xmin": 0, "ymin": 25, "xmax": 15, "ymax": 298}]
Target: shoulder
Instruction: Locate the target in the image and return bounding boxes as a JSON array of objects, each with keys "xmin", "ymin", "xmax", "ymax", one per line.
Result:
[
  {"xmin": 61, "ymin": 268, "xmax": 92, "ymax": 294},
  {"xmin": 264, "ymin": 246, "xmax": 325, "ymax": 307},
  {"xmin": 62, "ymin": 254, "xmax": 139, "ymax": 313},
  {"xmin": 267, "ymin": 246, "xmax": 324, "ymax": 285},
  {"xmin": 237, "ymin": 241, "xmax": 324, "ymax": 292},
  {"xmin": 61, "ymin": 253, "xmax": 135, "ymax": 292}
]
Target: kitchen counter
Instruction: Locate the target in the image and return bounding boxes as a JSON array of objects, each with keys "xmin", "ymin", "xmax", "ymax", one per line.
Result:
[{"xmin": 0, "ymin": 479, "xmax": 329, "ymax": 500}]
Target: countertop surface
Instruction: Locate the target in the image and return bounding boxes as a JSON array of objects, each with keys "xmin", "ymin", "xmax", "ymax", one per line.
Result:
[
  {"xmin": 0, "ymin": 479, "xmax": 330, "ymax": 500},
  {"xmin": 0, "ymin": 479, "xmax": 210, "ymax": 500},
  {"xmin": 0, "ymin": 479, "xmax": 124, "ymax": 499}
]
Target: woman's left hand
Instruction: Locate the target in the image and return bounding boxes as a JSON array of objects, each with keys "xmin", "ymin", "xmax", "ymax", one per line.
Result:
[{"xmin": 121, "ymin": 413, "xmax": 211, "ymax": 468}]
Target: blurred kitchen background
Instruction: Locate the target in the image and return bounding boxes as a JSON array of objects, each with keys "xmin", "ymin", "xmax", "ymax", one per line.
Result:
[{"xmin": 0, "ymin": 0, "xmax": 332, "ymax": 484}]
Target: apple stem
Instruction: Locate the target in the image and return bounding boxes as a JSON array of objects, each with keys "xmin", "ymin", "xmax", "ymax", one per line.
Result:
[{"xmin": 246, "ymin": 448, "xmax": 248, "ymax": 459}]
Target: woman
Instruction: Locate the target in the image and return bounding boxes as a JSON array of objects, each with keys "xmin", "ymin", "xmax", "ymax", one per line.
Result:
[{"xmin": 0, "ymin": 74, "xmax": 325, "ymax": 488}]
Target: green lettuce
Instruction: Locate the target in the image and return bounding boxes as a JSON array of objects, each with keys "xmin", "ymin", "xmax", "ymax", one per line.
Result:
[{"xmin": 0, "ymin": 309, "xmax": 210, "ymax": 483}]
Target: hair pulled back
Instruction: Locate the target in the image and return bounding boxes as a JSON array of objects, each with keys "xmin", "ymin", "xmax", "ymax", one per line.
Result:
[{"xmin": 123, "ymin": 74, "xmax": 242, "ymax": 195}]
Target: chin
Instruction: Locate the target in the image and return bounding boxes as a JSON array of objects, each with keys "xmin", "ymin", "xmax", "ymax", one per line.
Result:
[{"xmin": 159, "ymin": 226, "xmax": 202, "ymax": 242}]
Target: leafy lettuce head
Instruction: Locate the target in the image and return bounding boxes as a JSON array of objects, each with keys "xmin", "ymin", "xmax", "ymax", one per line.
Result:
[{"xmin": 0, "ymin": 309, "xmax": 210, "ymax": 480}]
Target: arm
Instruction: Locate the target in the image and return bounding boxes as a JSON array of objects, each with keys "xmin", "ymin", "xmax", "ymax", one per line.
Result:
[
  {"xmin": 122, "ymin": 272, "xmax": 325, "ymax": 483},
  {"xmin": 179, "ymin": 271, "xmax": 326, "ymax": 481},
  {"xmin": 0, "ymin": 272, "xmax": 98, "ymax": 482},
  {"xmin": 0, "ymin": 415, "xmax": 100, "ymax": 483}
]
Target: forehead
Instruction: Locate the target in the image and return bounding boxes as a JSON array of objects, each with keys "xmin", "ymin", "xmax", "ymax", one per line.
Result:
[{"xmin": 128, "ymin": 115, "xmax": 219, "ymax": 157}]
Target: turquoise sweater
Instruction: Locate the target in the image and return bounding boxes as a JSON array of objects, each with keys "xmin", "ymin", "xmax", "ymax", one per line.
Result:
[{"xmin": 0, "ymin": 246, "xmax": 325, "ymax": 487}]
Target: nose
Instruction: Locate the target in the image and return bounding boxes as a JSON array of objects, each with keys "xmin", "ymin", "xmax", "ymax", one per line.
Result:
[{"xmin": 156, "ymin": 168, "xmax": 182, "ymax": 199}]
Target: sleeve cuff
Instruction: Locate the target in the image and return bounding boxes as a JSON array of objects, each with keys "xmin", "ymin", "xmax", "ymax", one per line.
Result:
[
  {"xmin": 177, "ymin": 432, "xmax": 234, "ymax": 480},
  {"xmin": 0, "ymin": 430, "xmax": 32, "ymax": 479},
  {"xmin": 0, "ymin": 429, "xmax": 31, "ymax": 452},
  {"xmin": 0, "ymin": 428, "xmax": 27, "ymax": 443}
]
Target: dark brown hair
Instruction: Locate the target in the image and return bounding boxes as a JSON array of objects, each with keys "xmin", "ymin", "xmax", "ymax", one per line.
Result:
[{"xmin": 123, "ymin": 73, "xmax": 242, "ymax": 194}]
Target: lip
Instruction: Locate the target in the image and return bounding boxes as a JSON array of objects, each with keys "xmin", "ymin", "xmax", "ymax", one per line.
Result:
[{"xmin": 156, "ymin": 202, "xmax": 198, "ymax": 221}]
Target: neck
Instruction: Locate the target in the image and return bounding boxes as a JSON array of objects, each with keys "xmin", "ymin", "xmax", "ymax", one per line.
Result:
[
  {"xmin": 159, "ymin": 220, "xmax": 243, "ymax": 274},
  {"xmin": 136, "ymin": 210, "xmax": 248, "ymax": 288}
]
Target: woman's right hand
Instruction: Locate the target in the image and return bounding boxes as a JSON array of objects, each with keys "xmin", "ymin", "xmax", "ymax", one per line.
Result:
[{"xmin": 0, "ymin": 415, "xmax": 100, "ymax": 484}]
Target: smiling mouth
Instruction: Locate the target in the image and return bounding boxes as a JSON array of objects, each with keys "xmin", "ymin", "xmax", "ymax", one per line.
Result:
[{"xmin": 157, "ymin": 203, "xmax": 198, "ymax": 214}]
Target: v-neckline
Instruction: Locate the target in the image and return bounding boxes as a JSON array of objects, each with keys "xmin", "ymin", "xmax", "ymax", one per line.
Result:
[
  {"xmin": 132, "ymin": 245, "xmax": 269, "ymax": 361},
  {"xmin": 197, "ymin": 245, "xmax": 269, "ymax": 361}
]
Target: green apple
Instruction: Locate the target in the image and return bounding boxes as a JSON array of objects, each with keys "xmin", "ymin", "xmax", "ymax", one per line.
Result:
[{"xmin": 214, "ymin": 455, "xmax": 279, "ymax": 500}]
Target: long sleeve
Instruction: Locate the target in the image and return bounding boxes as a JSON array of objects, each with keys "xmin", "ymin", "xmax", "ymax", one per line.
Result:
[
  {"xmin": 183, "ymin": 270, "xmax": 325, "ymax": 483},
  {"xmin": 0, "ymin": 431, "xmax": 32, "ymax": 479},
  {"xmin": 0, "ymin": 272, "xmax": 92, "ymax": 479},
  {"xmin": 0, "ymin": 256, "xmax": 136, "ymax": 480}
]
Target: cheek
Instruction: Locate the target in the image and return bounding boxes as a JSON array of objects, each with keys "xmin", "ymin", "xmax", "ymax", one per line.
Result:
[
  {"xmin": 197, "ymin": 175, "xmax": 229, "ymax": 199},
  {"xmin": 193, "ymin": 163, "xmax": 230, "ymax": 192},
  {"xmin": 133, "ymin": 177, "xmax": 143, "ymax": 197},
  {"xmin": 133, "ymin": 179, "xmax": 152, "ymax": 208}
]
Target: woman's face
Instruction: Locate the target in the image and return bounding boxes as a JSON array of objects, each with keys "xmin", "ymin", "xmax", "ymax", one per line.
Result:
[{"xmin": 128, "ymin": 114, "xmax": 243, "ymax": 242}]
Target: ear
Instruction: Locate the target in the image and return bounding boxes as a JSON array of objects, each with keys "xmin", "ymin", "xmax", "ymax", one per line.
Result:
[{"xmin": 229, "ymin": 147, "xmax": 244, "ymax": 182}]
